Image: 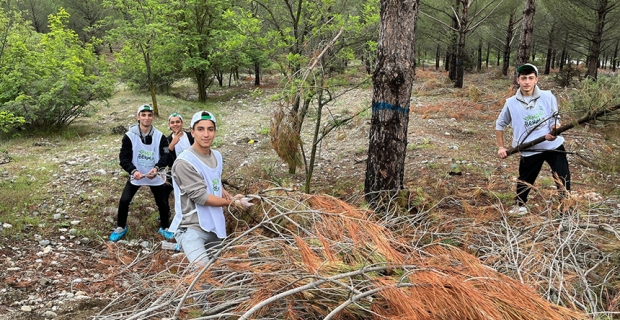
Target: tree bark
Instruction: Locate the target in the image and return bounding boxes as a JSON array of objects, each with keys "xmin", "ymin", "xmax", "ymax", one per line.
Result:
[
  {"xmin": 517, "ymin": 0, "xmax": 536, "ymax": 67},
  {"xmin": 585, "ymin": 0, "xmax": 609, "ymax": 80},
  {"xmin": 505, "ymin": 104, "xmax": 620, "ymax": 157},
  {"xmin": 435, "ymin": 44, "xmax": 440, "ymax": 70},
  {"xmin": 477, "ymin": 39, "xmax": 482, "ymax": 72},
  {"xmin": 365, "ymin": 0, "xmax": 419, "ymax": 201},
  {"xmin": 502, "ymin": 13, "xmax": 515, "ymax": 76},
  {"xmin": 613, "ymin": 40, "xmax": 619, "ymax": 72},
  {"xmin": 497, "ymin": 45, "xmax": 501, "ymax": 66},
  {"xmin": 448, "ymin": 0, "xmax": 459, "ymax": 80},
  {"xmin": 254, "ymin": 61, "xmax": 261, "ymax": 86},
  {"xmin": 454, "ymin": 0, "xmax": 467, "ymax": 88},
  {"xmin": 485, "ymin": 42, "xmax": 490, "ymax": 68},
  {"xmin": 544, "ymin": 24, "xmax": 554, "ymax": 75},
  {"xmin": 143, "ymin": 50, "xmax": 159, "ymax": 116}
]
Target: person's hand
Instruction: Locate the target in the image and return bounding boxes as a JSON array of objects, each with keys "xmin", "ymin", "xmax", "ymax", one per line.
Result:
[
  {"xmin": 146, "ymin": 168, "xmax": 158, "ymax": 179},
  {"xmin": 497, "ymin": 147, "xmax": 508, "ymax": 159},
  {"xmin": 545, "ymin": 133, "xmax": 557, "ymax": 141},
  {"xmin": 222, "ymin": 189, "xmax": 233, "ymax": 201},
  {"xmin": 235, "ymin": 197, "xmax": 254, "ymax": 208},
  {"xmin": 133, "ymin": 171, "xmax": 144, "ymax": 180},
  {"xmin": 172, "ymin": 131, "xmax": 183, "ymax": 142}
]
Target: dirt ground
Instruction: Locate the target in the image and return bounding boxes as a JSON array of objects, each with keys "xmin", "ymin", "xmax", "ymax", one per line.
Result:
[{"xmin": 1, "ymin": 69, "xmax": 618, "ymax": 319}]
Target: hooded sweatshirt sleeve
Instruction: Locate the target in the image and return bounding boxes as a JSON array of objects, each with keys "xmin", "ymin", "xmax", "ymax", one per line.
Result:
[
  {"xmin": 119, "ymin": 134, "xmax": 136, "ymax": 174},
  {"xmin": 495, "ymin": 102, "xmax": 512, "ymax": 130},
  {"xmin": 156, "ymin": 134, "xmax": 170, "ymax": 170}
]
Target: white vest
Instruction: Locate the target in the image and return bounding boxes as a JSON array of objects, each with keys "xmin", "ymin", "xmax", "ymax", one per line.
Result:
[
  {"xmin": 173, "ymin": 132, "xmax": 191, "ymax": 157},
  {"xmin": 128, "ymin": 128, "xmax": 166, "ymax": 186},
  {"xmin": 169, "ymin": 150, "xmax": 226, "ymax": 238}
]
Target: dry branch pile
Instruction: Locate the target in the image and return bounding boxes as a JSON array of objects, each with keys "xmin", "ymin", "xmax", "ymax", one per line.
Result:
[{"xmin": 93, "ymin": 192, "xmax": 591, "ymax": 319}]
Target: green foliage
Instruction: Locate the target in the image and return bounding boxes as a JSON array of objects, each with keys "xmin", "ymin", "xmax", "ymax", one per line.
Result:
[
  {"xmin": 565, "ymin": 75, "xmax": 620, "ymax": 116},
  {"xmin": 114, "ymin": 45, "xmax": 183, "ymax": 93},
  {"xmin": 0, "ymin": 111, "xmax": 25, "ymax": 134},
  {"xmin": 0, "ymin": 8, "xmax": 115, "ymax": 130},
  {"xmin": 564, "ymin": 75, "xmax": 620, "ymax": 173},
  {"xmin": 553, "ymin": 63, "xmax": 582, "ymax": 87}
]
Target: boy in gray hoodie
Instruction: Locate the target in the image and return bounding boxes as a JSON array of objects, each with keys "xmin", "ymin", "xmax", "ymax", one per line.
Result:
[{"xmin": 496, "ymin": 63, "xmax": 571, "ymax": 215}]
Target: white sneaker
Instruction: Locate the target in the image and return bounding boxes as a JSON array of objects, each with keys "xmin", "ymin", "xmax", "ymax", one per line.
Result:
[{"xmin": 508, "ymin": 205, "xmax": 528, "ymax": 215}]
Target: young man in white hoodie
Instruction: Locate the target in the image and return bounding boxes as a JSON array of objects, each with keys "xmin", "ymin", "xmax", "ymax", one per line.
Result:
[
  {"xmin": 496, "ymin": 63, "xmax": 571, "ymax": 214},
  {"xmin": 110, "ymin": 104, "xmax": 174, "ymax": 241},
  {"xmin": 169, "ymin": 111, "xmax": 252, "ymax": 265}
]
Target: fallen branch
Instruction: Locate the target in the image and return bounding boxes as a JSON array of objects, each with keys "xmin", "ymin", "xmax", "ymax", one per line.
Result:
[{"xmin": 507, "ymin": 103, "xmax": 620, "ymax": 156}]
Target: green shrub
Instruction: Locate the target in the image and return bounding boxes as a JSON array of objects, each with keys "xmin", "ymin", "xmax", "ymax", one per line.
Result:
[{"xmin": 0, "ymin": 9, "xmax": 115, "ymax": 130}]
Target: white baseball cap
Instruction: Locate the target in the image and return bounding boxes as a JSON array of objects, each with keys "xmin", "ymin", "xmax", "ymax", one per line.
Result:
[
  {"xmin": 190, "ymin": 111, "xmax": 217, "ymax": 129},
  {"xmin": 168, "ymin": 112, "xmax": 184, "ymax": 122},
  {"xmin": 137, "ymin": 104, "xmax": 154, "ymax": 115}
]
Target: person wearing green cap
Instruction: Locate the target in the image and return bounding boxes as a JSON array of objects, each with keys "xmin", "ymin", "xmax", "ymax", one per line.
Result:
[
  {"xmin": 110, "ymin": 104, "xmax": 174, "ymax": 241},
  {"xmin": 168, "ymin": 111, "xmax": 252, "ymax": 265},
  {"xmin": 164, "ymin": 112, "xmax": 194, "ymax": 204},
  {"xmin": 495, "ymin": 63, "xmax": 571, "ymax": 215}
]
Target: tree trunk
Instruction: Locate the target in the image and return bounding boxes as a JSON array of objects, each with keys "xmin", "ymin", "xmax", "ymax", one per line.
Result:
[
  {"xmin": 254, "ymin": 61, "xmax": 261, "ymax": 86},
  {"xmin": 365, "ymin": 0, "xmax": 419, "ymax": 202},
  {"xmin": 448, "ymin": 0, "xmax": 459, "ymax": 80},
  {"xmin": 517, "ymin": 0, "xmax": 536, "ymax": 67},
  {"xmin": 586, "ymin": 1, "xmax": 608, "ymax": 79},
  {"xmin": 559, "ymin": 35, "xmax": 567, "ymax": 71},
  {"xmin": 612, "ymin": 40, "xmax": 618, "ymax": 72},
  {"xmin": 544, "ymin": 25, "xmax": 554, "ymax": 74},
  {"xmin": 485, "ymin": 42, "xmax": 490, "ymax": 68},
  {"xmin": 497, "ymin": 45, "xmax": 501, "ymax": 66},
  {"xmin": 454, "ymin": 0, "xmax": 468, "ymax": 88},
  {"xmin": 502, "ymin": 13, "xmax": 515, "ymax": 76},
  {"xmin": 435, "ymin": 44, "xmax": 440, "ymax": 70},
  {"xmin": 477, "ymin": 39, "xmax": 482, "ymax": 72},
  {"xmin": 196, "ymin": 68, "xmax": 208, "ymax": 102},
  {"xmin": 143, "ymin": 50, "xmax": 159, "ymax": 116}
]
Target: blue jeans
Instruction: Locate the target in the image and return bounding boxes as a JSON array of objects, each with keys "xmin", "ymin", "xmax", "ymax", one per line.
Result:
[{"xmin": 174, "ymin": 227, "xmax": 222, "ymax": 265}]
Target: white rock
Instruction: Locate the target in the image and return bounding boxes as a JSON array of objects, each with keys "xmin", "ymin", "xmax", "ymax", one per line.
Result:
[{"xmin": 2, "ymin": 223, "xmax": 12, "ymax": 228}]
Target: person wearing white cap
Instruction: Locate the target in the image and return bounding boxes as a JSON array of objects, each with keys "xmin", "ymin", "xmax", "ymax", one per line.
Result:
[
  {"xmin": 169, "ymin": 111, "xmax": 252, "ymax": 265},
  {"xmin": 164, "ymin": 112, "xmax": 194, "ymax": 203},
  {"xmin": 110, "ymin": 104, "xmax": 174, "ymax": 241},
  {"xmin": 495, "ymin": 63, "xmax": 571, "ymax": 215}
]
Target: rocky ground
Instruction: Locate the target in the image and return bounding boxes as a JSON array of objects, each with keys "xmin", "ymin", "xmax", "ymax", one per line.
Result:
[{"xmin": 1, "ymin": 70, "xmax": 618, "ymax": 319}]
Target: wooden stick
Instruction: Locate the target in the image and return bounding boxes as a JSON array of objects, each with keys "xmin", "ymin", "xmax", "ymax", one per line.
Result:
[{"xmin": 506, "ymin": 103, "xmax": 620, "ymax": 156}]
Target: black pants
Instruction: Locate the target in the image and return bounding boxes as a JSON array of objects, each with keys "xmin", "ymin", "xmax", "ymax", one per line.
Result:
[
  {"xmin": 116, "ymin": 180, "xmax": 170, "ymax": 229},
  {"xmin": 516, "ymin": 144, "xmax": 570, "ymax": 205}
]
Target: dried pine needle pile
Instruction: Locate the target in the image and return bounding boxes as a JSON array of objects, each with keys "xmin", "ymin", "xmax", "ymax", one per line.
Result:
[{"xmin": 94, "ymin": 192, "xmax": 587, "ymax": 320}]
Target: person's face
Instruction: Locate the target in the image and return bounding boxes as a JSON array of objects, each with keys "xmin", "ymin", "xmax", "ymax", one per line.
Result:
[
  {"xmin": 191, "ymin": 120, "xmax": 216, "ymax": 150},
  {"xmin": 169, "ymin": 116, "xmax": 183, "ymax": 133},
  {"xmin": 137, "ymin": 111, "xmax": 154, "ymax": 126},
  {"xmin": 517, "ymin": 73, "xmax": 538, "ymax": 95}
]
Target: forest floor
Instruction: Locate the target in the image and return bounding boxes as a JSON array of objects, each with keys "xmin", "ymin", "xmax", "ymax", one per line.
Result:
[{"xmin": 0, "ymin": 67, "xmax": 619, "ymax": 319}]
